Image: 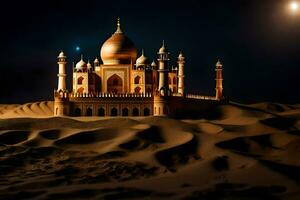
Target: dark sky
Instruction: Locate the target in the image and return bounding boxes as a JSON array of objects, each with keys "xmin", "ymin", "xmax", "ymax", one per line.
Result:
[{"xmin": 0, "ymin": 0, "xmax": 299, "ymax": 104}]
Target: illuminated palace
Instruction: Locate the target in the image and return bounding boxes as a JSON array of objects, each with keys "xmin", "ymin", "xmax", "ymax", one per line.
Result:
[{"xmin": 54, "ymin": 19, "xmax": 225, "ymax": 117}]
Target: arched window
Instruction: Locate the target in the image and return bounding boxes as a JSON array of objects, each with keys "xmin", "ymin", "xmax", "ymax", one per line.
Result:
[
  {"xmin": 168, "ymin": 77, "xmax": 171, "ymax": 85},
  {"xmin": 111, "ymin": 107, "xmax": 118, "ymax": 116},
  {"xmin": 132, "ymin": 108, "xmax": 139, "ymax": 116},
  {"xmin": 122, "ymin": 108, "xmax": 129, "ymax": 116},
  {"xmin": 147, "ymin": 87, "xmax": 152, "ymax": 93},
  {"xmin": 144, "ymin": 108, "xmax": 150, "ymax": 116},
  {"xmin": 77, "ymin": 87, "xmax": 84, "ymax": 93},
  {"xmin": 134, "ymin": 76, "xmax": 141, "ymax": 84},
  {"xmin": 134, "ymin": 87, "xmax": 141, "ymax": 94},
  {"xmin": 78, "ymin": 77, "xmax": 84, "ymax": 85},
  {"xmin": 74, "ymin": 108, "xmax": 81, "ymax": 116},
  {"xmin": 55, "ymin": 107, "xmax": 58, "ymax": 115},
  {"xmin": 86, "ymin": 107, "xmax": 93, "ymax": 116},
  {"xmin": 98, "ymin": 108, "xmax": 105, "ymax": 116}
]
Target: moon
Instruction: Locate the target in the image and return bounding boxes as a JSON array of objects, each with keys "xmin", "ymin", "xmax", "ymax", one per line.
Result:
[
  {"xmin": 290, "ymin": 2, "xmax": 299, "ymax": 12},
  {"xmin": 75, "ymin": 46, "xmax": 80, "ymax": 51}
]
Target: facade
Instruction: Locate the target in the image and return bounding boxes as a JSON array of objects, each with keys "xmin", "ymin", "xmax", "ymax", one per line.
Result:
[{"xmin": 54, "ymin": 18, "xmax": 225, "ymax": 117}]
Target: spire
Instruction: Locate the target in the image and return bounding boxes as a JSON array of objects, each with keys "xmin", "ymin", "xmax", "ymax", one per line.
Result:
[
  {"xmin": 158, "ymin": 40, "xmax": 167, "ymax": 54},
  {"xmin": 216, "ymin": 59, "xmax": 223, "ymax": 68},
  {"xmin": 115, "ymin": 17, "xmax": 123, "ymax": 34},
  {"xmin": 81, "ymin": 54, "xmax": 83, "ymax": 61},
  {"xmin": 142, "ymin": 49, "xmax": 144, "ymax": 56}
]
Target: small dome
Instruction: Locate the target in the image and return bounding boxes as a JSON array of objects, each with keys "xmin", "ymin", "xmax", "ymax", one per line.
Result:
[
  {"xmin": 94, "ymin": 57, "xmax": 99, "ymax": 63},
  {"xmin": 58, "ymin": 51, "xmax": 66, "ymax": 58},
  {"xmin": 76, "ymin": 57, "xmax": 87, "ymax": 70},
  {"xmin": 151, "ymin": 60, "xmax": 157, "ymax": 67},
  {"xmin": 158, "ymin": 40, "xmax": 167, "ymax": 54},
  {"xmin": 87, "ymin": 61, "xmax": 92, "ymax": 70},
  {"xmin": 136, "ymin": 50, "xmax": 149, "ymax": 66},
  {"xmin": 216, "ymin": 60, "xmax": 223, "ymax": 68},
  {"xmin": 178, "ymin": 52, "xmax": 184, "ymax": 59}
]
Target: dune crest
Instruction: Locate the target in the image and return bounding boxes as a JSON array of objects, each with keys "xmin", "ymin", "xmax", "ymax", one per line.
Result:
[{"xmin": 0, "ymin": 102, "xmax": 299, "ymax": 199}]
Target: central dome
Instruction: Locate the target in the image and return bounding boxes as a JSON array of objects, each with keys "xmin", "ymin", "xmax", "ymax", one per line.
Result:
[{"xmin": 100, "ymin": 19, "xmax": 137, "ymax": 65}]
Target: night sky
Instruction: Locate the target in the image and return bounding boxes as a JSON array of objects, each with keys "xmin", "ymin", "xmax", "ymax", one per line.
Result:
[{"xmin": 1, "ymin": 0, "xmax": 299, "ymax": 104}]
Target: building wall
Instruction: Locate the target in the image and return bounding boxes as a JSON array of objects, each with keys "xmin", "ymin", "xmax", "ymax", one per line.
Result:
[
  {"xmin": 131, "ymin": 70, "xmax": 145, "ymax": 93},
  {"xmin": 168, "ymin": 72, "xmax": 177, "ymax": 93},
  {"xmin": 69, "ymin": 97, "xmax": 153, "ymax": 116}
]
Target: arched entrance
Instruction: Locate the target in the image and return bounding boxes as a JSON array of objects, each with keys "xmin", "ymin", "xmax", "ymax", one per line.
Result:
[
  {"xmin": 107, "ymin": 74, "xmax": 123, "ymax": 93},
  {"xmin": 144, "ymin": 108, "xmax": 150, "ymax": 116},
  {"xmin": 86, "ymin": 108, "xmax": 93, "ymax": 116},
  {"xmin": 74, "ymin": 108, "xmax": 81, "ymax": 116},
  {"xmin": 132, "ymin": 108, "xmax": 139, "ymax": 116},
  {"xmin": 98, "ymin": 108, "xmax": 105, "ymax": 116},
  {"xmin": 111, "ymin": 107, "xmax": 118, "ymax": 116},
  {"xmin": 122, "ymin": 108, "xmax": 129, "ymax": 116}
]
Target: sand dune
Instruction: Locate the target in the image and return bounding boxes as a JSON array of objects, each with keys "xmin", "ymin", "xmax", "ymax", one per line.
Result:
[
  {"xmin": 0, "ymin": 102, "xmax": 299, "ymax": 199},
  {"xmin": 0, "ymin": 101, "xmax": 53, "ymax": 118}
]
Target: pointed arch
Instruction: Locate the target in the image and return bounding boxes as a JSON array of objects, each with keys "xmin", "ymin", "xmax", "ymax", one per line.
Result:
[
  {"xmin": 98, "ymin": 107, "xmax": 105, "ymax": 116},
  {"xmin": 134, "ymin": 87, "xmax": 141, "ymax": 94},
  {"xmin": 134, "ymin": 76, "xmax": 141, "ymax": 84},
  {"xmin": 144, "ymin": 108, "xmax": 150, "ymax": 116},
  {"xmin": 132, "ymin": 108, "xmax": 139, "ymax": 116},
  {"xmin": 86, "ymin": 107, "xmax": 93, "ymax": 116},
  {"xmin": 111, "ymin": 107, "xmax": 118, "ymax": 116},
  {"xmin": 78, "ymin": 76, "xmax": 84, "ymax": 85},
  {"xmin": 107, "ymin": 74, "xmax": 123, "ymax": 93},
  {"xmin": 74, "ymin": 108, "xmax": 81, "ymax": 116},
  {"xmin": 122, "ymin": 108, "xmax": 129, "ymax": 116}
]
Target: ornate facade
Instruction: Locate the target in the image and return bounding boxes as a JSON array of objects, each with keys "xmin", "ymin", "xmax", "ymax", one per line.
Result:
[{"xmin": 54, "ymin": 18, "xmax": 225, "ymax": 117}]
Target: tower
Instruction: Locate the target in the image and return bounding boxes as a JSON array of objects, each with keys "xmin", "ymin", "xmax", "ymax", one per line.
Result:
[
  {"xmin": 57, "ymin": 51, "xmax": 67, "ymax": 92},
  {"xmin": 54, "ymin": 51, "xmax": 70, "ymax": 116},
  {"xmin": 157, "ymin": 40, "xmax": 170, "ymax": 96},
  {"xmin": 177, "ymin": 52, "xmax": 185, "ymax": 95},
  {"xmin": 215, "ymin": 60, "xmax": 223, "ymax": 100}
]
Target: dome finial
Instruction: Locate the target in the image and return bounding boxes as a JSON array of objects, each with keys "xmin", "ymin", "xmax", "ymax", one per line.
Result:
[
  {"xmin": 81, "ymin": 54, "xmax": 83, "ymax": 60},
  {"xmin": 216, "ymin": 59, "xmax": 223, "ymax": 68},
  {"xmin": 142, "ymin": 49, "xmax": 144, "ymax": 56},
  {"xmin": 162, "ymin": 40, "xmax": 165, "ymax": 47},
  {"xmin": 115, "ymin": 17, "xmax": 123, "ymax": 34}
]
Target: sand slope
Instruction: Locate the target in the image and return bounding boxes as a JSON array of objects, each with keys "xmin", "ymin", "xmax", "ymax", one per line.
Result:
[
  {"xmin": 0, "ymin": 102, "xmax": 299, "ymax": 199},
  {"xmin": 0, "ymin": 101, "xmax": 53, "ymax": 118}
]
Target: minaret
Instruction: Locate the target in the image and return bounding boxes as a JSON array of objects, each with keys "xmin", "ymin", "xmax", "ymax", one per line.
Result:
[
  {"xmin": 57, "ymin": 51, "xmax": 67, "ymax": 92},
  {"xmin": 215, "ymin": 60, "xmax": 223, "ymax": 100},
  {"xmin": 54, "ymin": 51, "xmax": 69, "ymax": 116},
  {"xmin": 157, "ymin": 40, "xmax": 170, "ymax": 96},
  {"xmin": 177, "ymin": 52, "xmax": 185, "ymax": 96}
]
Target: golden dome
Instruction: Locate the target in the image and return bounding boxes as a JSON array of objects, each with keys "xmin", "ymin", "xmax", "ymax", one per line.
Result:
[
  {"xmin": 100, "ymin": 18, "xmax": 137, "ymax": 65},
  {"xmin": 75, "ymin": 55, "xmax": 87, "ymax": 70},
  {"xmin": 136, "ymin": 49, "xmax": 149, "ymax": 66},
  {"xmin": 158, "ymin": 40, "xmax": 167, "ymax": 54}
]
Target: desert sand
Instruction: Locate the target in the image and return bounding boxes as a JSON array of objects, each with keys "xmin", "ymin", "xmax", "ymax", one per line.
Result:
[{"xmin": 0, "ymin": 101, "xmax": 299, "ymax": 199}]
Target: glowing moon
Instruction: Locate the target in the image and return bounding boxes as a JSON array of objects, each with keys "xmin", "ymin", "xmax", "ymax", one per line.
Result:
[
  {"xmin": 290, "ymin": 2, "xmax": 299, "ymax": 11},
  {"xmin": 76, "ymin": 46, "xmax": 80, "ymax": 51}
]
